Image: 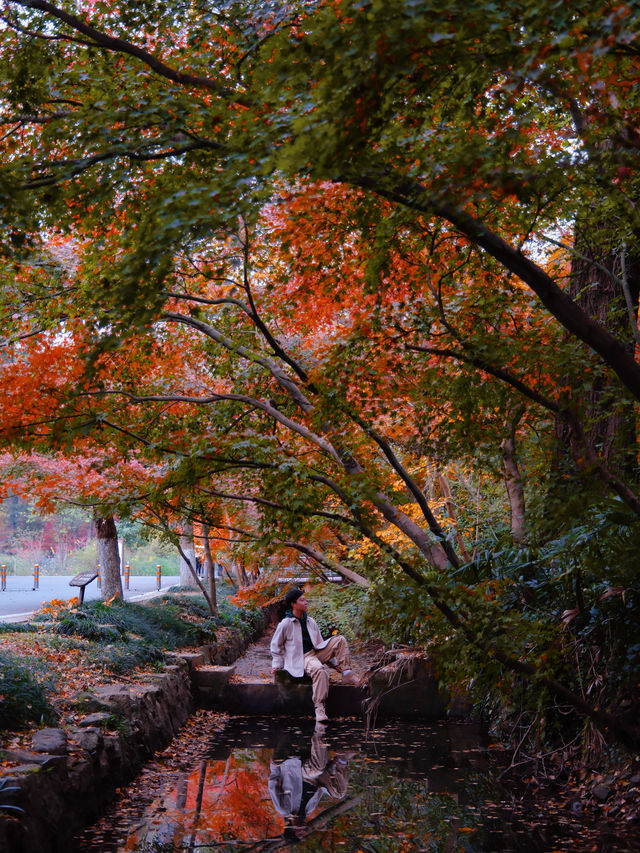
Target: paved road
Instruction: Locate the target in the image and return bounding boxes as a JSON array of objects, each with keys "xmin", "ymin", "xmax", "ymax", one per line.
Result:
[{"xmin": 0, "ymin": 574, "xmax": 180, "ymax": 622}]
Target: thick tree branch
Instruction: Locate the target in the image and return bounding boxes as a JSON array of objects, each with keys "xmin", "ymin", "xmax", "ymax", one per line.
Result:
[
  {"xmin": 160, "ymin": 312, "xmax": 453, "ymax": 567},
  {"xmin": 239, "ymin": 218, "xmax": 310, "ymax": 383},
  {"xmin": 161, "ymin": 312, "xmax": 314, "ymax": 413},
  {"xmin": 173, "ymin": 507, "xmax": 369, "ymax": 586},
  {"xmin": 346, "ymin": 408, "xmax": 460, "ymax": 568},
  {"xmin": 408, "ymin": 343, "xmax": 640, "ymax": 516},
  {"xmin": 281, "ymin": 541, "xmax": 370, "ymax": 587},
  {"xmin": 10, "ymin": 0, "xmax": 247, "ymax": 102},
  {"xmin": 94, "ymin": 388, "xmax": 343, "ymax": 465},
  {"xmin": 25, "ymin": 141, "xmax": 220, "ymax": 189},
  {"xmin": 406, "ymin": 342, "xmax": 561, "ymax": 413},
  {"xmin": 197, "ymin": 484, "xmax": 358, "ymax": 530},
  {"xmin": 356, "ymin": 174, "xmax": 640, "ymax": 402}
]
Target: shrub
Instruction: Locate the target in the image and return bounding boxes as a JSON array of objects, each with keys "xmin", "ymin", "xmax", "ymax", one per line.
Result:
[
  {"xmin": 57, "ymin": 610, "xmax": 124, "ymax": 642},
  {"xmin": 305, "ymin": 583, "xmax": 367, "ymax": 644},
  {"xmin": 0, "ymin": 652, "xmax": 56, "ymax": 729},
  {"xmin": 216, "ymin": 599, "xmax": 265, "ymax": 641},
  {"xmin": 49, "ymin": 598, "xmax": 205, "ymax": 650},
  {"xmin": 87, "ymin": 640, "xmax": 165, "ymax": 675},
  {"xmin": 152, "ymin": 592, "xmax": 265, "ymax": 642},
  {"xmin": 0, "ymin": 621, "xmax": 37, "ymax": 634},
  {"xmin": 160, "ymin": 592, "xmax": 212, "ymax": 620}
]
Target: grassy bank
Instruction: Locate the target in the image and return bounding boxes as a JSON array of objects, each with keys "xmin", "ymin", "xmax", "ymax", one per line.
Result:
[{"xmin": 0, "ymin": 589, "xmax": 262, "ymax": 733}]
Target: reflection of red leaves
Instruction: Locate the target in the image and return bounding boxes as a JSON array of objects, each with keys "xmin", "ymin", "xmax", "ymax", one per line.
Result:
[
  {"xmin": 77, "ymin": 710, "xmax": 285, "ymax": 850},
  {"xmin": 184, "ymin": 754, "xmax": 281, "ymax": 839}
]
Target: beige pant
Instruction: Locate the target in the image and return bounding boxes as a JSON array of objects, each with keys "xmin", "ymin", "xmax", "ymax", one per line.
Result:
[
  {"xmin": 304, "ymin": 634, "xmax": 352, "ymax": 706},
  {"xmin": 302, "ymin": 730, "xmax": 349, "ymax": 799}
]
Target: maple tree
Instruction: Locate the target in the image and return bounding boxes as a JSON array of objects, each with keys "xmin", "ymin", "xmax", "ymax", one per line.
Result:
[{"xmin": 0, "ymin": 0, "xmax": 639, "ymax": 750}]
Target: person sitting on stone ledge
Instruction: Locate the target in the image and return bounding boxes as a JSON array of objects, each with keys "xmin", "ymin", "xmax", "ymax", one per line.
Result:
[{"xmin": 270, "ymin": 587, "xmax": 360, "ymax": 724}]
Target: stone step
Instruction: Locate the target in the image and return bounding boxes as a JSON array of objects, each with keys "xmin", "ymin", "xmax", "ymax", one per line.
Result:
[
  {"xmin": 191, "ymin": 664, "xmax": 236, "ymax": 691},
  {"xmin": 166, "ymin": 650, "xmax": 208, "ymax": 670},
  {"xmin": 184, "ymin": 638, "xmax": 459, "ymax": 720}
]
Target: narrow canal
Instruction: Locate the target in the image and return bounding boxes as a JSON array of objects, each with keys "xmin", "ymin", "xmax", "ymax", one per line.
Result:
[{"xmin": 74, "ymin": 711, "xmax": 639, "ymax": 852}]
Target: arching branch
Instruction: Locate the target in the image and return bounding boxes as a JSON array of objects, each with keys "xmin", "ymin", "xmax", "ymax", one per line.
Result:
[
  {"xmin": 10, "ymin": 0, "xmax": 248, "ymax": 102},
  {"xmin": 356, "ymin": 173, "xmax": 640, "ymax": 402}
]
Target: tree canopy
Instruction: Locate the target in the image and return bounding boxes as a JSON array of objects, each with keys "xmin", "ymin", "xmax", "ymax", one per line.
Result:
[{"xmin": 0, "ymin": 0, "xmax": 639, "ymax": 750}]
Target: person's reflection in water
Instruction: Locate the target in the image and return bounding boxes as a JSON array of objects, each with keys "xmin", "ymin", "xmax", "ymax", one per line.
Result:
[{"xmin": 268, "ymin": 724, "xmax": 356, "ymax": 841}]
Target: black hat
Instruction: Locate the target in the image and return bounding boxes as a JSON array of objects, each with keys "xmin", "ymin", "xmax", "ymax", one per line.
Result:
[{"xmin": 284, "ymin": 587, "xmax": 304, "ymax": 607}]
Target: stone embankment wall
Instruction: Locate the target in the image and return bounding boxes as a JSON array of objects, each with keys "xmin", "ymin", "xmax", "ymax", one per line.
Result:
[{"xmin": 0, "ymin": 625, "xmax": 263, "ymax": 853}]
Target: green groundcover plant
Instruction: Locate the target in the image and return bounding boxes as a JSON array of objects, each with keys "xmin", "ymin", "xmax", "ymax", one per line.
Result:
[
  {"xmin": 0, "ymin": 593, "xmax": 265, "ymax": 728},
  {"xmin": 0, "ymin": 652, "xmax": 56, "ymax": 729}
]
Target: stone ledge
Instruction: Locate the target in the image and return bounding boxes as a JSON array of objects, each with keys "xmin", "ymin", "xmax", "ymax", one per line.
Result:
[
  {"xmin": 365, "ymin": 653, "xmax": 450, "ymax": 720},
  {"xmin": 0, "ymin": 663, "xmax": 194, "ymax": 853},
  {"xmin": 166, "ymin": 650, "xmax": 208, "ymax": 670},
  {"xmin": 273, "ymin": 669, "xmax": 312, "ymax": 687},
  {"xmin": 192, "ymin": 664, "xmax": 236, "ymax": 690},
  {"xmin": 196, "ymin": 679, "xmax": 364, "ymax": 717}
]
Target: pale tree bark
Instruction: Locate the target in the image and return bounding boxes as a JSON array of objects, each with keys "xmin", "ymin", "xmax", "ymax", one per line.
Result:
[
  {"xmin": 283, "ymin": 540, "xmax": 370, "ymax": 587},
  {"xmin": 223, "ymin": 565, "xmax": 238, "ymax": 588},
  {"xmin": 201, "ymin": 522, "xmax": 217, "ymax": 614},
  {"xmin": 175, "ymin": 538, "xmax": 217, "ymax": 614},
  {"xmin": 179, "ymin": 520, "xmax": 198, "ymax": 588},
  {"xmin": 94, "ymin": 514, "xmax": 123, "ymax": 600},
  {"xmin": 437, "ymin": 473, "xmax": 471, "ymax": 562},
  {"xmin": 500, "ymin": 435, "xmax": 526, "ymax": 543},
  {"xmin": 233, "ymin": 557, "xmax": 250, "ymax": 587},
  {"xmin": 155, "ymin": 319, "xmax": 456, "ymax": 571}
]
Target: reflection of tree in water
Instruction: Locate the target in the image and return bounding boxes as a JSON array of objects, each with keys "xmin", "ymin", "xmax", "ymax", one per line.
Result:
[
  {"xmin": 125, "ymin": 720, "xmax": 610, "ymax": 853},
  {"xmin": 219, "ymin": 748, "xmax": 482, "ymax": 852},
  {"xmin": 124, "ymin": 733, "xmax": 490, "ymax": 853},
  {"xmin": 123, "ymin": 749, "xmax": 281, "ymax": 851},
  {"xmin": 193, "ymin": 751, "xmax": 279, "ymax": 841},
  {"xmin": 99, "ymin": 716, "xmax": 633, "ymax": 853},
  {"xmin": 125, "ymin": 727, "xmax": 362, "ymax": 853}
]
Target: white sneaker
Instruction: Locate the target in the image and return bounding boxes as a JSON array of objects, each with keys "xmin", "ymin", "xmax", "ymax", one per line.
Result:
[
  {"xmin": 341, "ymin": 670, "xmax": 360, "ymax": 686},
  {"xmin": 315, "ymin": 703, "xmax": 328, "ymax": 723}
]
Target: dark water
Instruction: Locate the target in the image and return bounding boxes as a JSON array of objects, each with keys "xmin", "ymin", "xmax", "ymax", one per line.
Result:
[{"xmin": 78, "ymin": 716, "xmax": 640, "ymax": 852}]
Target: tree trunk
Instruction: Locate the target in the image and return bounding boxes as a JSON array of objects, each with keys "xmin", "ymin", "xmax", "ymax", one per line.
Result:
[
  {"xmin": 437, "ymin": 473, "xmax": 471, "ymax": 561},
  {"xmin": 175, "ymin": 531, "xmax": 217, "ymax": 613},
  {"xmin": 202, "ymin": 523, "xmax": 217, "ymax": 614},
  {"xmin": 94, "ymin": 514, "xmax": 123, "ymax": 600},
  {"xmin": 555, "ymin": 235, "xmax": 640, "ymax": 479},
  {"xmin": 500, "ymin": 435, "xmax": 526, "ymax": 543},
  {"xmin": 179, "ymin": 520, "xmax": 198, "ymax": 588},
  {"xmin": 233, "ymin": 557, "xmax": 249, "ymax": 587},
  {"xmin": 223, "ymin": 565, "xmax": 237, "ymax": 588}
]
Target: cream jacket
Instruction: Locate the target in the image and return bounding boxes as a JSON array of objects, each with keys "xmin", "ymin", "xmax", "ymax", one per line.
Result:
[{"xmin": 270, "ymin": 615, "xmax": 330, "ymax": 677}]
